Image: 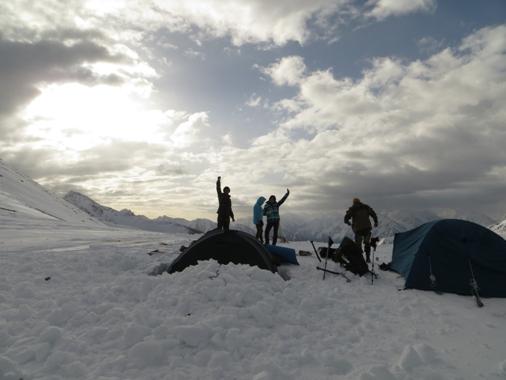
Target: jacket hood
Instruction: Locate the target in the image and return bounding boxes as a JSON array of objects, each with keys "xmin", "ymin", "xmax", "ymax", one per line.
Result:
[{"xmin": 256, "ymin": 196, "xmax": 266, "ymax": 206}]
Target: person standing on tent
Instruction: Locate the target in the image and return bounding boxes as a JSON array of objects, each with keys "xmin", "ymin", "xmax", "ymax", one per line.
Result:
[
  {"xmin": 216, "ymin": 176, "xmax": 235, "ymax": 231},
  {"xmin": 253, "ymin": 196, "xmax": 266, "ymax": 243},
  {"xmin": 344, "ymin": 198, "xmax": 378, "ymax": 263},
  {"xmin": 263, "ymin": 189, "xmax": 290, "ymax": 245}
]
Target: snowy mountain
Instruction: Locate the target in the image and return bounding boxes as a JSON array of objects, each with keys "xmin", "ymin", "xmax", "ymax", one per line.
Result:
[
  {"xmin": 64, "ymin": 191, "xmax": 200, "ymax": 235},
  {"xmin": 0, "ymin": 160, "xmax": 103, "ymax": 227},
  {"xmin": 64, "ymin": 185, "xmax": 497, "ymax": 242},
  {"xmin": 491, "ymin": 218, "xmax": 506, "ymax": 236},
  {"xmin": 266, "ymin": 211, "xmax": 433, "ymax": 243},
  {"xmin": 240, "ymin": 209, "xmax": 498, "ymax": 243}
]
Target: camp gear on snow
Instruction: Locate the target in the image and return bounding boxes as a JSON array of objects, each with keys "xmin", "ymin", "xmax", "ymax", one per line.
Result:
[
  {"xmin": 167, "ymin": 229, "xmax": 277, "ymax": 275},
  {"xmin": 344, "ymin": 201, "xmax": 378, "ymax": 233},
  {"xmin": 379, "ymin": 262, "xmax": 391, "ymax": 271},
  {"xmin": 311, "ymin": 238, "xmax": 369, "ymax": 276},
  {"xmin": 298, "ymin": 250, "xmax": 312, "ymax": 256},
  {"xmin": 391, "ymin": 219, "xmax": 506, "ymax": 299},
  {"xmin": 338, "ymin": 237, "xmax": 370, "ymax": 276},
  {"xmin": 265, "ymin": 245, "xmax": 299, "ymax": 265},
  {"xmin": 316, "ymin": 266, "xmax": 351, "ymax": 282},
  {"xmin": 317, "ymin": 247, "xmax": 347, "ymax": 266}
]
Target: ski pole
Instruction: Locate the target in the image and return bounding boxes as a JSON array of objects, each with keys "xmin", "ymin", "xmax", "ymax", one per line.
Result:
[
  {"xmin": 310, "ymin": 240, "xmax": 322, "ymax": 262},
  {"xmin": 323, "ymin": 237, "xmax": 333, "ymax": 280},
  {"xmin": 371, "ymin": 247, "xmax": 375, "ymax": 285},
  {"xmin": 316, "ymin": 266, "xmax": 351, "ymax": 282}
]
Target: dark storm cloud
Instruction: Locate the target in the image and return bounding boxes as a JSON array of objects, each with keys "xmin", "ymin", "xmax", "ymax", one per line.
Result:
[{"xmin": 0, "ymin": 36, "xmax": 125, "ymax": 139}]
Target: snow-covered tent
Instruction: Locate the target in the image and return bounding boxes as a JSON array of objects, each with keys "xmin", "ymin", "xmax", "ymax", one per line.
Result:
[
  {"xmin": 167, "ymin": 229, "xmax": 277, "ymax": 274},
  {"xmin": 391, "ymin": 219, "xmax": 506, "ymax": 297}
]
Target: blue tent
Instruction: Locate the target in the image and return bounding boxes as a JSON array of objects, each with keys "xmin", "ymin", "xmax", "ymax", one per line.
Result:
[{"xmin": 391, "ymin": 219, "xmax": 506, "ymax": 297}]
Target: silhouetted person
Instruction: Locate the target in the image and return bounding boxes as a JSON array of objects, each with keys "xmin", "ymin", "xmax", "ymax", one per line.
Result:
[
  {"xmin": 264, "ymin": 189, "xmax": 290, "ymax": 245},
  {"xmin": 216, "ymin": 176, "xmax": 234, "ymax": 231},
  {"xmin": 253, "ymin": 196, "xmax": 266, "ymax": 243},
  {"xmin": 344, "ymin": 198, "xmax": 378, "ymax": 263}
]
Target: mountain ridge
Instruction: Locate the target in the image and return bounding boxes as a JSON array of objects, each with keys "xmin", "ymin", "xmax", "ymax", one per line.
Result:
[{"xmin": 64, "ymin": 189, "xmax": 500, "ymax": 242}]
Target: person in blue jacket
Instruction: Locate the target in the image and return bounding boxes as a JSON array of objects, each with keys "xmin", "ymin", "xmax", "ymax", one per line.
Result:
[
  {"xmin": 263, "ymin": 189, "xmax": 290, "ymax": 245},
  {"xmin": 253, "ymin": 196, "xmax": 266, "ymax": 243}
]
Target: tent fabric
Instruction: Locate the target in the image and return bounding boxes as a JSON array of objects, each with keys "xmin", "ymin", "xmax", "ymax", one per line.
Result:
[
  {"xmin": 265, "ymin": 245, "xmax": 299, "ymax": 265},
  {"xmin": 392, "ymin": 219, "xmax": 506, "ymax": 297},
  {"xmin": 167, "ymin": 229, "xmax": 277, "ymax": 274}
]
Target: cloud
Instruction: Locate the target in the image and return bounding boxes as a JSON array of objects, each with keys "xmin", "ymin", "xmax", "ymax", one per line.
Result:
[
  {"xmin": 170, "ymin": 112, "xmax": 211, "ymax": 148},
  {"xmin": 246, "ymin": 94, "xmax": 263, "ymax": 108},
  {"xmin": 366, "ymin": 0, "xmax": 437, "ymax": 20},
  {"xmin": 0, "ymin": 1, "xmax": 359, "ymax": 47},
  {"xmin": 0, "ymin": 38, "xmax": 120, "ymax": 110},
  {"xmin": 215, "ymin": 25, "xmax": 506, "ymax": 215},
  {"xmin": 262, "ymin": 56, "xmax": 307, "ymax": 86}
]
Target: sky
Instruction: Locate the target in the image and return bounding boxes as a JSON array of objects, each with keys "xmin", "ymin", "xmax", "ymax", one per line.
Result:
[{"xmin": 0, "ymin": 0, "xmax": 505, "ymax": 221}]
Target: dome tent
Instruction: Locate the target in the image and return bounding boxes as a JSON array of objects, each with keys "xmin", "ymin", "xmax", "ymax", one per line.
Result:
[
  {"xmin": 167, "ymin": 229, "xmax": 278, "ymax": 274},
  {"xmin": 391, "ymin": 219, "xmax": 506, "ymax": 297}
]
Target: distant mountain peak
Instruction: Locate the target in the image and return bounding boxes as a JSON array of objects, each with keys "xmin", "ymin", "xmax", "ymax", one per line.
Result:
[{"xmin": 64, "ymin": 191, "xmax": 201, "ymax": 234}]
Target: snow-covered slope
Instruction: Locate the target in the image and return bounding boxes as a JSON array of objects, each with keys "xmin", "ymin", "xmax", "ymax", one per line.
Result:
[
  {"xmin": 491, "ymin": 218, "xmax": 506, "ymax": 236},
  {"xmin": 64, "ymin": 191, "xmax": 201, "ymax": 234},
  {"xmin": 0, "ymin": 160, "xmax": 103, "ymax": 227},
  {"xmin": 1, "ymin": 232, "xmax": 506, "ymax": 380}
]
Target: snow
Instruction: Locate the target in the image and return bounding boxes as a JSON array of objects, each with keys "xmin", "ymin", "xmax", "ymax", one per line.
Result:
[
  {"xmin": 2, "ymin": 228, "xmax": 506, "ymax": 380},
  {"xmin": 2, "ymin": 161, "xmax": 506, "ymax": 380}
]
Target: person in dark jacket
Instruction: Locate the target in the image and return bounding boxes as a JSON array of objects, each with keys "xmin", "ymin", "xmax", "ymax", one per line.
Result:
[
  {"xmin": 344, "ymin": 198, "xmax": 378, "ymax": 263},
  {"xmin": 263, "ymin": 189, "xmax": 289, "ymax": 245},
  {"xmin": 216, "ymin": 176, "xmax": 235, "ymax": 231},
  {"xmin": 253, "ymin": 196, "xmax": 266, "ymax": 243}
]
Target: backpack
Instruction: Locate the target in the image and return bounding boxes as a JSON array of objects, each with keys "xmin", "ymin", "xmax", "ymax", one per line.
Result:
[{"xmin": 338, "ymin": 237, "xmax": 369, "ymax": 276}]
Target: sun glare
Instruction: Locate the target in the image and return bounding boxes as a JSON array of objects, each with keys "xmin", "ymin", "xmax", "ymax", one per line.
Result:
[{"xmin": 22, "ymin": 83, "xmax": 168, "ymax": 151}]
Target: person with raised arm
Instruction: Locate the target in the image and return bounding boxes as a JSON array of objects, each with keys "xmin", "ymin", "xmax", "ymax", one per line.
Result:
[
  {"xmin": 216, "ymin": 176, "xmax": 235, "ymax": 231},
  {"xmin": 263, "ymin": 189, "xmax": 290, "ymax": 245}
]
